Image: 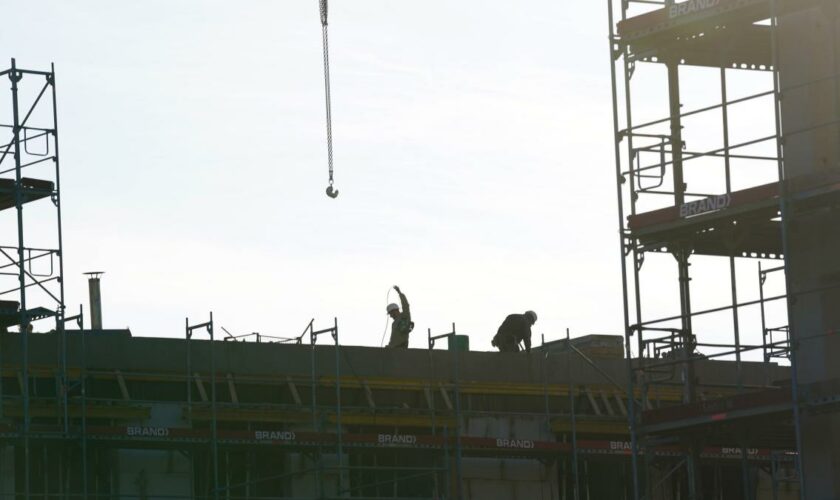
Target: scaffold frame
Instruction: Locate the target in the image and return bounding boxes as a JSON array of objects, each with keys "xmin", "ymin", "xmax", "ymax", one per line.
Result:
[{"xmin": 607, "ymin": 0, "xmax": 840, "ymax": 498}]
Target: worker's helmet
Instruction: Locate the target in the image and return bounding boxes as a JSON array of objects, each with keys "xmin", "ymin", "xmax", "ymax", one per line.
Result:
[
  {"xmin": 386, "ymin": 303, "xmax": 400, "ymax": 314},
  {"xmin": 525, "ymin": 310, "xmax": 538, "ymax": 323}
]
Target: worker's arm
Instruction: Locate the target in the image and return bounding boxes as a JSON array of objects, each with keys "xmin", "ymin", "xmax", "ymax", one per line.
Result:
[
  {"xmin": 524, "ymin": 328, "xmax": 532, "ymax": 353},
  {"xmin": 394, "ymin": 286, "xmax": 410, "ymax": 319}
]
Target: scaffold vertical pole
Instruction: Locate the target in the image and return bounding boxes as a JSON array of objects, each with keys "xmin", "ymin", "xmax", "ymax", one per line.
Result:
[
  {"xmin": 185, "ymin": 315, "xmax": 194, "ymax": 498},
  {"xmin": 452, "ymin": 323, "xmax": 463, "ymax": 500},
  {"xmin": 757, "ymin": 266, "xmax": 788, "ymax": 355},
  {"xmin": 567, "ymin": 328, "xmax": 579, "ymax": 500},
  {"xmin": 47, "ymin": 62, "xmax": 69, "ymax": 441},
  {"xmin": 770, "ymin": 453, "xmax": 779, "ymax": 500},
  {"xmin": 667, "ymin": 60, "xmax": 686, "ymax": 209},
  {"xmin": 428, "ymin": 324, "xmax": 463, "ymax": 499},
  {"xmin": 308, "ymin": 319, "xmax": 332, "ymax": 499},
  {"xmin": 187, "ymin": 314, "xmax": 219, "ymax": 499},
  {"xmin": 720, "ymin": 70, "xmax": 753, "ymax": 497},
  {"xmin": 81, "ymin": 317, "xmax": 88, "ymax": 498},
  {"xmin": 308, "ymin": 319, "xmax": 316, "ymax": 432},
  {"xmin": 768, "ymin": 0, "xmax": 806, "ymax": 495},
  {"xmin": 605, "ymin": 2, "xmax": 640, "ymax": 497},
  {"xmin": 720, "ymin": 67, "xmax": 745, "ymax": 393},
  {"xmin": 186, "ymin": 317, "xmax": 192, "ymax": 423},
  {"xmin": 9, "ymin": 57, "xmax": 31, "ymax": 499},
  {"xmin": 541, "ymin": 334, "xmax": 550, "ymax": 422},
  {"xmin": 759, "ymin": 262, "xmax": 769, "ymax": 363},
  {"xmin": 427, "ymin": 328, "xmax": 437, "ymax": 436},
  {"xmin": 332, "ymin": 316, "xmax": 343, "ymax": 496},
  {"xmin": 443, "ymin": 425, "xmax": 451, "ymax": 498},
  {"xmin": 210, "ymin": 312, "xmax": 219, "ymax": 500}
]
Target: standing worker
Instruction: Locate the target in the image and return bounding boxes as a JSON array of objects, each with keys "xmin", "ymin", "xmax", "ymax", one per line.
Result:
[
  {"xmin": 386, "ymin": 286, "xmax": 414, "ymax": 348},
  {"xmin": 492, "ymin": 311, "xmax": 537, "ymax": 353}
]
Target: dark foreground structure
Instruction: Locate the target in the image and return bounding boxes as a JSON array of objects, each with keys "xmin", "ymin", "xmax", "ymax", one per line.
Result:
[
  {"xmin": 609, "ymin": 0, "xmax": 840, "ymax": 498},
  {"xmin": 1, "ymin": 0, "xmax": 840, "ymax": 496},
  {"xmin": 0, "ymin": 330, "xmax": 795, "ymax": 498}
]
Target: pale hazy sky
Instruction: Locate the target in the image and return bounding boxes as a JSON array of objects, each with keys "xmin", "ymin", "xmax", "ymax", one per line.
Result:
[{"xmin": 1, "ymin": 1, "xmax": 786, "ymax": 356}]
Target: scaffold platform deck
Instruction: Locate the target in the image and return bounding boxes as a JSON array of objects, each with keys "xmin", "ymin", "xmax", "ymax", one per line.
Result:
[
  {"xmin": 0, "ymin": 177, "xmax": 54, "ymax": 212},
  {"xmin": 627, "ymin": 174, "xmax": 840, "ymax": 258},
  {"xmin": 617, "ymin": 0, "xmax": 820, "ymax": 70}
]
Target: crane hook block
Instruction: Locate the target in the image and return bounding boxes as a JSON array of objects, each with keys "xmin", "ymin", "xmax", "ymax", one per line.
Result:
[{"xmin": 326, "ymin": 185, "xmax": 339, "ymax": 199}]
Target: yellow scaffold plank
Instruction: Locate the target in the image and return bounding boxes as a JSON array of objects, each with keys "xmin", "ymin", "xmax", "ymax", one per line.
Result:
[
  {"xmin": 3, "ymin": 402, "xmax": 149, "ymax": 420},
  {"xmin": 0, "ymin": 365, "xmax": 737, "ymax": 405}
]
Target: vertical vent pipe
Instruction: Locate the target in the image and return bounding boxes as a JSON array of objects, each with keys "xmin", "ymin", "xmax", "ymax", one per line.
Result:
[{"xmin": 84, "ymin": 272, "xmax": 104, "ymax": 330}]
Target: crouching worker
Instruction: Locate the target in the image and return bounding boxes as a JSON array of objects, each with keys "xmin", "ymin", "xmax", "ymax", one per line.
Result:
[
  {"xmin": 386, "ymin": 285, "xmax": 414, "ymax": 348},
  {"xmin": 491, "ymin": 310, "xmax": 537, "ymax": 353}
]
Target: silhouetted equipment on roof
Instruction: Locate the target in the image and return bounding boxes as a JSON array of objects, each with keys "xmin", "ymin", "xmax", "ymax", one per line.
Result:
[
  {"xmin": 537, "ymin": 334, "xmax": 624, "ymax": 360},
  {"xmin": 448, "ymin": 334, "xmax": 469, "ymax": 351}
]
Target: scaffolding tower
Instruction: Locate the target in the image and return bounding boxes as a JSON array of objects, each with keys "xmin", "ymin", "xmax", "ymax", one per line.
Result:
[
  {"xmin": 607, "ymin": 0, "xmax": 840, "ymax": 498},
  {"xmin": 0, "ymin": 59, "xmax": 67, "ymax": 499}
]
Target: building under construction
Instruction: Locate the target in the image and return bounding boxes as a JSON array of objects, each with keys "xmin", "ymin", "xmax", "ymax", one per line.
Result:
[{"xmin": 0, "ymin": 0, "xmax": 839, "ymax": 497}]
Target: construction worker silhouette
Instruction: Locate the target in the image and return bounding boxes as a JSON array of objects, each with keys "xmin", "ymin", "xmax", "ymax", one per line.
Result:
[
  {"xmin": 492, "ymin": 311, "xmax": 537, "ymax": 353},
  {"xmin": 386, "ymin": 286, "xmax": 413, "ymax": 348}
]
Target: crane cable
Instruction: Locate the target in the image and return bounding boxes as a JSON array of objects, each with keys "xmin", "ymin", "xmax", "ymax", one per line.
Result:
[{"xmin": 320, "ymin": 0, "xmax": 339, "ymax": 199}]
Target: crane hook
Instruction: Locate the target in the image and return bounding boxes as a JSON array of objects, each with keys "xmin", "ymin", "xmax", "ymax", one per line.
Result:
[{"xmin": 326, "ymin": 184, "xmax": 339, "ymax": 198}]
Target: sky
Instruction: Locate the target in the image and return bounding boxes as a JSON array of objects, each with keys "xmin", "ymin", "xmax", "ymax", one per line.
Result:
[{"xmin": 0, "ymin": 1, "xmax": 787, "ymax": 356}]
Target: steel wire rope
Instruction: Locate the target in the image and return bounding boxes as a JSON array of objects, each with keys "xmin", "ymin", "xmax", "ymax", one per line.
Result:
[
  {"xmin": 320, "ymin": 0, "xmax": 339, "ymax": 198},
  {"xmin": 380, "ymin": 287, "xmax": 394, "ymax": 347}
]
